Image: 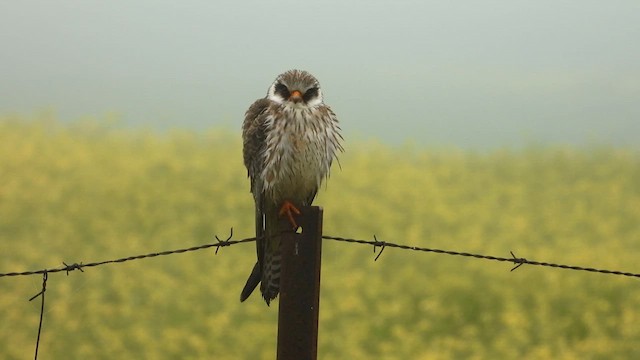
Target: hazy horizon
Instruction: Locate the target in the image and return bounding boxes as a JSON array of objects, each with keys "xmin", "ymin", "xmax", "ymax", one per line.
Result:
[{"xmin": 1, "ymin": 1, "xmax": 638, "ymax": 149}]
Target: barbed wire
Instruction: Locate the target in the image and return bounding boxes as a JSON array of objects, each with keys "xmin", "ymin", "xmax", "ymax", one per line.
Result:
[
  {"xmin": 0, "ymin": 228, "xmax": 247, "ymax": 278},
  {"xmin": 322, "ymin": 235, "xmax": 640, "ymax": 278},
  {"xmin": 3, "ymin": 231, "xmax": 640, "ymax": 280},
  {"xmin": 3, "ymin": 230, "xmax": 640, "ymax": 359}
]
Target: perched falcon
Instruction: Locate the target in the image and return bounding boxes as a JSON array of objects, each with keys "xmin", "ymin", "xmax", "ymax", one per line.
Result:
[{"xmin": 240, "ymin": 70, "xmax": 343, "ymax": 305}]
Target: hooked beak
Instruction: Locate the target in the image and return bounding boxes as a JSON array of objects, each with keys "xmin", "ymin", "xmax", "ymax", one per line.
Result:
[{"xmin": 289, "ymin": 90, "xmax": 303, "ymax": 103}]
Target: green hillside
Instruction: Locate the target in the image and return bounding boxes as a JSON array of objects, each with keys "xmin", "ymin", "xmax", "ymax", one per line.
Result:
[{"xmin": 1, "ymin": 115, "xmax": 639, "ymax": 359}]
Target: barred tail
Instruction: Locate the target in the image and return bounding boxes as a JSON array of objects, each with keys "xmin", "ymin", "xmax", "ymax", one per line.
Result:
[
  {"xmin": 239, "ymin": 205, "xmax": 281, "ymax": 305},
  {"xmin": 260, "ymin": 210, "xmax": 281, "ymax": 305}
]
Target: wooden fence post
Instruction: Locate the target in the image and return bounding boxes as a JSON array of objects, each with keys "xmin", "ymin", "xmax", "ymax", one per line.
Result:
[{"xmin": 276, "ymin": 206, "xmax": 323, "ymax": 360}]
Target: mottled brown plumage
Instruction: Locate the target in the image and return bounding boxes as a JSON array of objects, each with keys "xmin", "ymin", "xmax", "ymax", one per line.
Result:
[{"xmin": 240, "ymin": 70, "xmax": 343, "ymax": 305}]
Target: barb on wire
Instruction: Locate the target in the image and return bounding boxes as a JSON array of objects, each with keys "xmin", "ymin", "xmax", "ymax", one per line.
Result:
[
  {"xmin": 29, "ymin": 271, "xmax": 48, "ymax": 360},
  {"xmin": 372, "ymin": 235, "xmax": 386, "ymax": 261},
  {"xmin": 214, "ymin": 228, "xmax": 234, "ymax": 255},
  {"xmin": 509, "ymin": 251, "xmax": 527, "ymax": 272},
  {"xmin": 62, "ymin": 262, "xmax": 84, "ymax": 275},
  {"xmin": 322, "ymin": 235, "xmax": 640, "ymax": 279}
]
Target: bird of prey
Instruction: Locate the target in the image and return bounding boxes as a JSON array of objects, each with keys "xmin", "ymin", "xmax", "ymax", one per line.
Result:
[{"xmin": 240, "ymin": 70, "xmax": 343, "ymax": 305}]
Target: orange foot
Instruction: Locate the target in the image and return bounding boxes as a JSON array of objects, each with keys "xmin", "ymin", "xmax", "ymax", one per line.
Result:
[{"xmin": 278, "ymin": 200, "xmax": 301, "ymax": 229}]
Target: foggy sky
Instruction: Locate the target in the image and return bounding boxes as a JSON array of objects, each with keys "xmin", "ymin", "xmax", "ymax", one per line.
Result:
[{"xmin": 1, "ymin": 1, "xmax": 638, "ymax": 148}]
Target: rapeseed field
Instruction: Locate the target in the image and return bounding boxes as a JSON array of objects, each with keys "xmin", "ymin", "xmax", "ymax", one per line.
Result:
[{"xmin": 1, "ymin": 114, "xmax": 639, "ymax": 359}]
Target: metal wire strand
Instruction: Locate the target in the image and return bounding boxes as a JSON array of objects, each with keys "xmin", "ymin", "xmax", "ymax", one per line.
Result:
[{"xmin": 322, "ymin": 235, "xmax": 640, "ymax": 278}]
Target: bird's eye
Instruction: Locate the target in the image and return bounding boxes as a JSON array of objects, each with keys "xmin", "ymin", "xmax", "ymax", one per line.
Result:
[
  {"xmin": 303, "ymin": 87, "xmax": 318, "ymax": 103},
  {"xmin": 274, "ymin": 83, "xmax": 290, "ymax": 99}
]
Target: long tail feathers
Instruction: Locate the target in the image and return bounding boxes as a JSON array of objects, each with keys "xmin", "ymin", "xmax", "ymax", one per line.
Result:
[
  {"xmin": 259, "ymin": 210, "xmax": 281, "ymax": 305},
  {"xmin": 240, "ymin": 262, "xmax": 261, "ymax": 302},
  {"xmin": 240, "ymin": 206, "xmax": 282, "ymax": 305}
]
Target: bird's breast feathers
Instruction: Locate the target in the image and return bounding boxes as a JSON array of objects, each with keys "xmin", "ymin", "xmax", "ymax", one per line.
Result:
[{"xmin": 260, "ymin": 105, "xmax": 341, "ymax": 202}]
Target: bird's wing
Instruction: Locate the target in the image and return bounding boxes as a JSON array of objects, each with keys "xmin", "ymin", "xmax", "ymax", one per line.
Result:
[
  {"xmin": 242, "ymin": 97, "xmax": 271, "ymax": 240},
  {"xmin": 242, "ymin": 98, "xmax": 271, "ymax": 189},
  {"xmin": 241, "ymin": 98, "xmax": 271, "ymax": 301}
]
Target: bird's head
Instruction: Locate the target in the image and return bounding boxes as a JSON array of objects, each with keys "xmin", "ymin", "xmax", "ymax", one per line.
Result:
[{"xmin": 267, "ymin": 70, "xmax": 324, "ymax": 107}]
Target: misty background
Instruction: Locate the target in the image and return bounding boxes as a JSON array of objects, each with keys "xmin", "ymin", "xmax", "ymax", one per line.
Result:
[{"xmin": 1, "ymin": 1, "xmax": 638, "ymax": 149}]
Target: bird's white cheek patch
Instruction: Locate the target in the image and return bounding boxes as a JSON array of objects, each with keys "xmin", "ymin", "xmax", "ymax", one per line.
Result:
[
  {"xmin": 306, "ymin": 97, "xmax": 323, "ymax": 107},
  {"xmin": 267, "ymin": 92, "xmax": 285, "ymax": 104}
]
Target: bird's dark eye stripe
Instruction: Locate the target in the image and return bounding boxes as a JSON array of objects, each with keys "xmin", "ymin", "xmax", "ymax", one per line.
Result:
[
  {"xmin": 303, "ymin": 87, "xmax": 318, "ymax": 102},
  {"xmin": 274, "ymin": 83, "xmax": 290, "ymax": 98}
]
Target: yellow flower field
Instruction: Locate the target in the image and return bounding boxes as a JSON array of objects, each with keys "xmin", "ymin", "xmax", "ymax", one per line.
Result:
[{"xmin": 1, "ymin": 114, "xmax": 639, "ymax": 359}]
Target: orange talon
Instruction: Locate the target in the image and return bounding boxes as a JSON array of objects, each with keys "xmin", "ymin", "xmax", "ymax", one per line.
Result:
[{"xmin": 279, "ymin": 200, "xmax": 301, "ymax": 229}]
